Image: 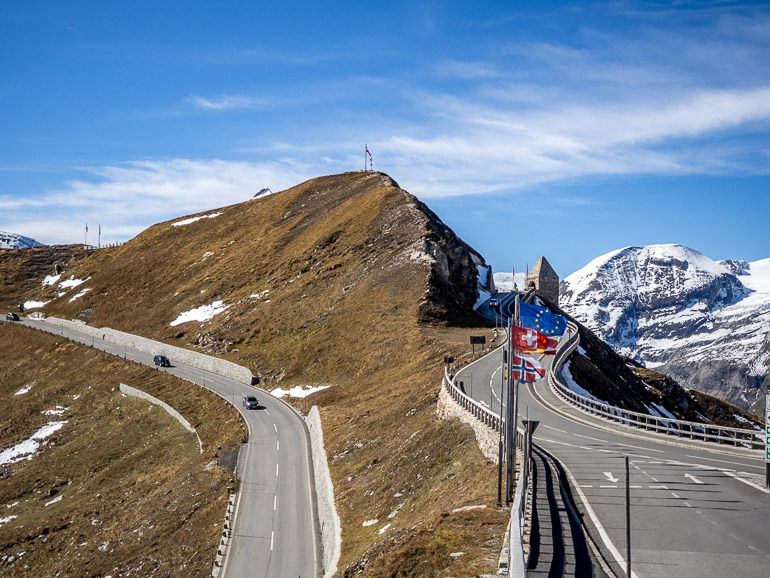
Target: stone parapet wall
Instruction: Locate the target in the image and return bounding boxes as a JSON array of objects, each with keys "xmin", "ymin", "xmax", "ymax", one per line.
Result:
[
  {"xmin": 45, "ymin": 317, "xmax": 253, "ymax": 385},
  {"xmin": 436, "ymin": 380, "xmax": 500, "ymax": 462}
]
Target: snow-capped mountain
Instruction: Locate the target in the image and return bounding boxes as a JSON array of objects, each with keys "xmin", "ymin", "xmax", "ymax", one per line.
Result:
[
  {"xmin": 0, "ymin": 231, "xmax": 44, "ymax": 249},
  {"xmin": 560, "ymin": 244, "xmax": 770, "ymax": 414}
]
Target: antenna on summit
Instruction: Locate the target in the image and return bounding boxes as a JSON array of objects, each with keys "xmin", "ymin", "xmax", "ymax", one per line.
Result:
[{"xmin": 365, "ymin": 145, "xmax": 372, "ymax": 171}]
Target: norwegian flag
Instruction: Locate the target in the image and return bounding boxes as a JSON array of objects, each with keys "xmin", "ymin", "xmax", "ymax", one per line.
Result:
[{"xmin": 511, "ymin": 353, "xmax": 546, "ymax": 382}]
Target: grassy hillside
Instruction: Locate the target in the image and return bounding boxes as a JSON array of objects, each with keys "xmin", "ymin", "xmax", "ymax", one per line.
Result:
[
  {"xmin": 6, "ymin": 172, "xmax": 509, "ymax": 574},
  {"xmin": 0, "ymin": 323, "xmax": 245, "ymax": 576}
]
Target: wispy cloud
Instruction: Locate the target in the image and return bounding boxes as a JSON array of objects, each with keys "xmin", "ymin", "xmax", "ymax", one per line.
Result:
[
  {"xmin": 186, "ymin": 94, "xmax": 270, "ymax": 111},
  {"xmin": 1, "ymin": 159, "xmax": 318, "ymax": 245}
]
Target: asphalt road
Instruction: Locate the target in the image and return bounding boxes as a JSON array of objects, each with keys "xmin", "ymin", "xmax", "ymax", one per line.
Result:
[
  {"xmin": 18, "ymin": 317, "xmax": 319, "ymax": 578},
  {"xmin": 457, "ymin": 332, "xmax": 770, "ymax": 578}
]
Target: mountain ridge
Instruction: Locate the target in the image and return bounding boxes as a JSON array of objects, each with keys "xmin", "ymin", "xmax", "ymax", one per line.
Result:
[{"xmin": 560, "ymin": 243, "xmax": 770, "ymax": 415}]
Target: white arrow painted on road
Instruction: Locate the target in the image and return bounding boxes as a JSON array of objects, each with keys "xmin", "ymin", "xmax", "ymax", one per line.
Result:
[
  {"xmin": 685, "ymin": 473, "xmax": 704, "ymax": 484},
  {"xmin": 603, "ymin": 472, "xmax": 619, "ymax": 483}
]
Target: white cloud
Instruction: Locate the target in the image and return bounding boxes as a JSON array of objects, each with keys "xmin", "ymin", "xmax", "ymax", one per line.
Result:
[
  {"xmin": 2, "ymin": 159, "xmax": 317, "ymax": 245},
  {"xmin": 187, "ymin": 94, "xmax": 269, "ymax": 111}
]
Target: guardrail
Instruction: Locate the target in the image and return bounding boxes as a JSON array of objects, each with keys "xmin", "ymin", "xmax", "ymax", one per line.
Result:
[
  {"xmin": 443, "ymin": 365, "xmax": 530, "ymax": 576},
  {"xmin": 549, "ymin": 322, "xmax": 764, "ymax": 450}
]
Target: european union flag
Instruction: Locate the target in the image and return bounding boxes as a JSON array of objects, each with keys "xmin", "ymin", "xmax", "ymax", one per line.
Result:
[{"xmin": 519, "ymin": 302, "xmax": 567, "ymax": 337}]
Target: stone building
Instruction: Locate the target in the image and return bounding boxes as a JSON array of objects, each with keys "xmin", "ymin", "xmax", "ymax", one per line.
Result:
[{"xmin": 525, "ymin": 256, "xmax": 559, "ymax": 304}]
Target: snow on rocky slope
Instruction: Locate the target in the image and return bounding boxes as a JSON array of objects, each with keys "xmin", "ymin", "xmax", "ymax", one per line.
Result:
[
  {"xmin": 0, "ymin": 231, "xmax": 44, "ymax": 249},
  {"xmin": 560, "ymin": 244, "xmax": 770, "ymax": 413}
]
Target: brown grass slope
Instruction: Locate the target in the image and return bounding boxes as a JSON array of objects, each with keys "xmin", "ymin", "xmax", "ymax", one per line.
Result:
[
  {"xmin": 0, "ymin": 323, "xmax": 245, "ymax": 577},
  {"xmin": 9, "ymin": 171, "xmax": 508, "ymax": 575}
]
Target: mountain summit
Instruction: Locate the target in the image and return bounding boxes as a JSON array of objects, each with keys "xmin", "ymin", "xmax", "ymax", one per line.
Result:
[
  {"xmin": 560, "ymin": 244, "xmax": 770, "ymax": 414},
  {"xmin": 0, "ymin": 231, "xmax": 44, "ymax": 249}
]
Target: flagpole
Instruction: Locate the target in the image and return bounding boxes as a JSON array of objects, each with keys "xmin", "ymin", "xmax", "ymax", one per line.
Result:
[{"xmin": 510, "ymin": 294, "xmax": 523, "ymax": 503}]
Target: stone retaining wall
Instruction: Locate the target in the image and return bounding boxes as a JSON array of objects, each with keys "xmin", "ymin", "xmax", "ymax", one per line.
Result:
[
  {"xmin": 306, "ymin": 406, "xmax": 341, "ymax": 578},
  {"xmin": 436, "ymin": 381, "xmax": 500, "ymax": 462},
  {"xmin": 119, "ymin": 383, "xmax": 203, "ymax": 453}
]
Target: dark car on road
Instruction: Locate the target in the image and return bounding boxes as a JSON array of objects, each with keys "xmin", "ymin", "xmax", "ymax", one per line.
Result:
[
  {"xmin": 242, "ymin": 395, "xmax": 259, "ymax": 410},
  {"xmin": 153, "ymin": 354, "xmax": 171, "ymax": 367},
  {"xmin": 5, "ymin": 312, "xmax": 19, "ymax": 321}
]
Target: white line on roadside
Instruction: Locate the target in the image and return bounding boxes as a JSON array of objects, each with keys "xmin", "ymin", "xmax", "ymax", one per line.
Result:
[
  {"xmin": 273, "ymin": 423, "xmax": 278, "ymax": 433},
  {"xmin": 686, "ymin": 455, "xmax": 763, "ymax": 470},
  {"xmin": 276, "ymin": 463, "xmax": 279, "ymax": 477},
  {"xmin": 276, "ymin": 440, "xmax": 280, "ymax": 452},
  {"xmin": 541, "ymin": 424, "xmax": 567, "ymax": 433},
  {"xmin": 274, "ymin": 495, "xmax": 277, "ymax": 511},
  {"xmin": 615, "ymin": 442, "xmax": 664, "ymax": 453},
  {"xmin": 271, "ymin": 531, "xmax": 274, "ymax": 551}
]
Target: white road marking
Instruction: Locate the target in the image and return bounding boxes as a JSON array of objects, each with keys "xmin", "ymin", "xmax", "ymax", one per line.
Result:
[
  {"xmin": 649, "ymin": 485, "xmax": 669, "ymax": 490},
  {"xmin": 541, "ymin": 424, "xmax": 567, "ymax": 433},
  {"xmin": 276, "ymin": 463, "xmax": 279, "ymax": 477},
  {"xmin": 276, "ymin": 440, "xmax": 280, "ymax": 452},
  {"xmin": 685, "ymin": 473, "xmax": 705, "ymax": 484},
  {"xmin": 686, "ymin": 455, "xmax": 763, "ymax": 470},
  {"xmin": 271, "ymin": 530, "xmax": 274, "ymax": 551},
  {"xmin": 615, "ymin": 442, "xmax": 664, "ymax": 453},
  {"xmin": 273, "ymin": 423, "xmax": 278, "ymax": 433},
  {"xmin": 671, "ymin": 492, "xmax": 680, "ymax": 499},
  {"xmin": 264, "ymin": 410, "xmax": 270, "ymax": 416},
  {"xmin": 600, "ymin": 485, "xmax": 618, "ymax": 489},
  {"xmin": 574, "ymin": 433, "xmax": 606, "ymax": 442},
  {"xmin": 603, "ymin": 472, "xmax": 619, "ymax": 483},
  {"xmin": 274, "ymin": 495, "xmax": 277, "ymax": 511}
]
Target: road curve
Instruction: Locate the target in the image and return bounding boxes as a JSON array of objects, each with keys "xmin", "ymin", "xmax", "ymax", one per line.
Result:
[
  {"xmin": 457, "ymin": 338, "xmax": 770, "ymax": 578},
  {"xmin": 19, "ymin": 317, "xmax": 320, "ymax": 578}
]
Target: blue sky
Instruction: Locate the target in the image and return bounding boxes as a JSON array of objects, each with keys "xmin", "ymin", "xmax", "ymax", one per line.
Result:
[{"xmin": 2, "ymin": 1, "xmax": 769, "ymax": 278}]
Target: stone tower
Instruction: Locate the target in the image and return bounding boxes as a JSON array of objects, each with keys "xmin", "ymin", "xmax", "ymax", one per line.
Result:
[{"xmin": 525, "ymin": 256, "xmax": 559, "ymax": 304}]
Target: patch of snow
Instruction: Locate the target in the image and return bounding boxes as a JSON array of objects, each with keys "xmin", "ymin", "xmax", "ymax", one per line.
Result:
[
  {"xmin": 60, "ymin": 276, "xmax": 88, "ymax": 289},
  {"xmin": 23, "ymin": 300, "xmax": 49, "ymax": 310},
  {"xmin": 172, "ymin": 212, "xmax": 222, "ymax": 227},
  {"xmin": 44, "ymin": 495, "xmax": 63, "ymax": 507},
  {"xmin": 42, "ymin": 273, "xmax": 62, "ymax": 287},
  {"xmin": 647, "ymin": 402, "xmax": 676, "ymax": 420},
  {"xmin": 493, "ymin": 272, "xmax": 527, "ymax": 292},
  {"xmin": 450, "ymin": 552, "xmax": 465, "ymax": 558},
  {"xmin": 69, "ymin": 288, "xmax": 91, "ymax": 302},
  {"xmin": 0, "ymin": 421, "xmax": 68, "ymax": 466},
  {"xmin": 0, "ymin": 515, "xmax": 18, "ymax": 527},
  {"xmin": 250, "ymin": 289, "xmax": 270, "ymax": 299},
  {"xmin": 362, "ymin": 519, "xmax": 378, "ymax": 527},
  {"xmin": 43, "ymin": 406, "xmax": 68, "ymax": 416},
  {"xmin": 560, "ymin": 360, "xmax": 608, "ymax": 404},
  {"xmin": 270, "ymin": 385, "xmax": 330, "ymax": 399},
  {"xmin": 378, "ymin": 523, "xmax": 391, "ymax": 535},
  {"xmin": 14, "ymin": 385, "xmax": 32, "ymax": 396},
  {"xmin": 170, "ymin": 300, "xmax": 230, "ymax": 326},
  {"xmin": 451, "ymin": 504, "xmax": 487, "ymax": 513}
]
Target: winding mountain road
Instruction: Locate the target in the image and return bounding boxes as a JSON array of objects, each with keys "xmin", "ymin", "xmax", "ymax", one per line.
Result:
[
  {"xmin": 458, "ymin": 319, "xmax": 770, "ymax": 577},
  {"xmin": 19, "ymin": 317, "xmax": 320, "ymax": 578}
]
